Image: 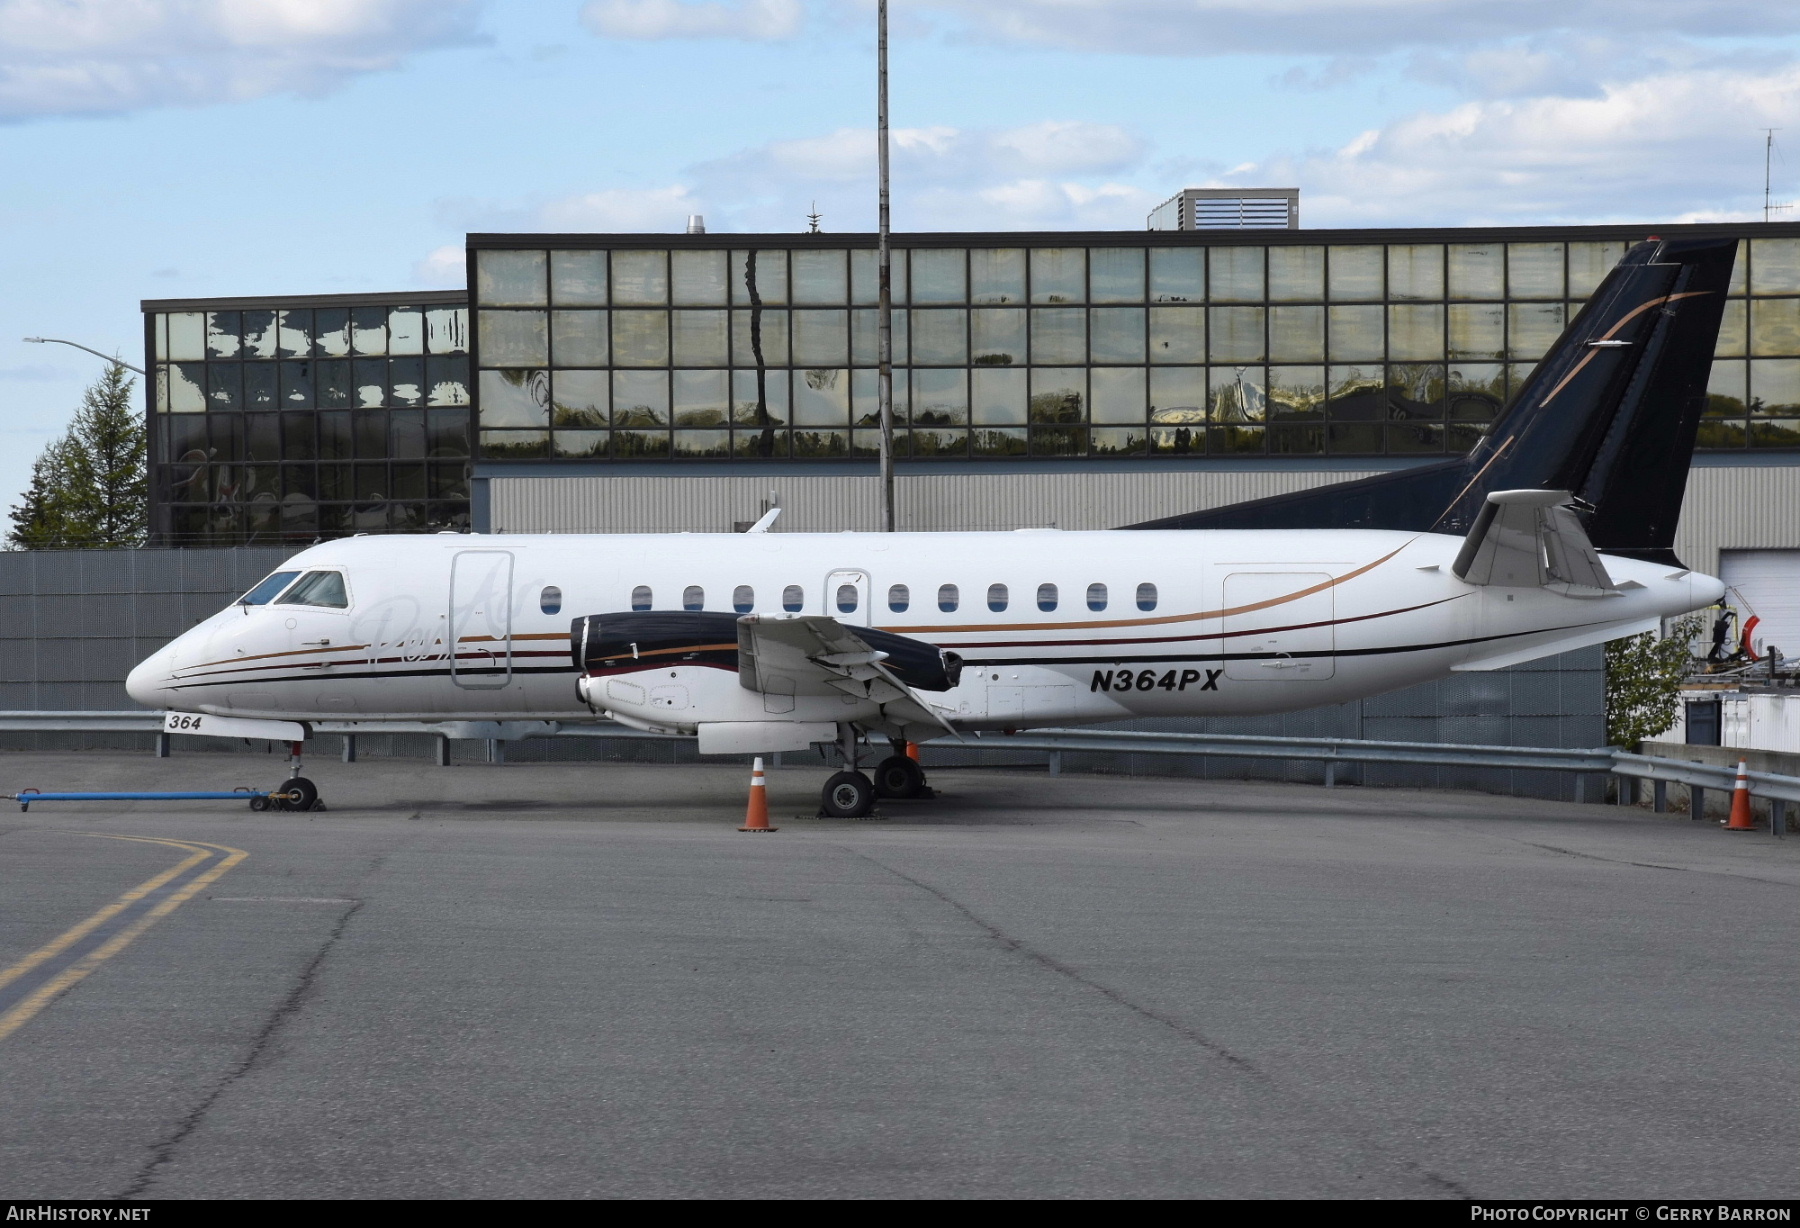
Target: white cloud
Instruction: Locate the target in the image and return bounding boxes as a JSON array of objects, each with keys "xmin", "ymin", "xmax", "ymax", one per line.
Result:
[
  {"xmin": 581, "ymin": 0, "xmax": 802, "ymax": 41},
  {"xmin": 538, "ymin": 185, "xmax": 707, "ymax": 232},
  {"xmin": 414, "ymin": 244, "xmax": 466, "ymax": 288},
  {"xmin": 1228, "ymin": 61, "xmax": 1800, "ymax": 225},
  {"xmin": 932, "ymin": 0, "xmax": 1800, "ymax": 57},
  {"xmin": 0, "ymin": 0, "xmax": 481, "ymax": 121}
]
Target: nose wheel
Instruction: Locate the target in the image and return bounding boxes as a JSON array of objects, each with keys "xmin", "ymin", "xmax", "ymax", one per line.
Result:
[{"xmin": 277, "ymin": 776, "xmax": 320, "ymax": 812}]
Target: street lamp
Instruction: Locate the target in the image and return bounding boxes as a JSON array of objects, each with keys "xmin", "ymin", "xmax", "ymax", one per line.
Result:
[
  {"xmin": 22, "ymin": 336, "xmax": 144, "ymax": 376},
  {"xmin": 876, "ymin": 0, "xmax": 895, "ymax": 532}
]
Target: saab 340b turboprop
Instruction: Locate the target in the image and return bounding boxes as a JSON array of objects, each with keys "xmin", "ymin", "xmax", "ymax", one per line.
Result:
[{"xmin": 128, "ymin": 236, "xmax": 1736, "ymax": 817}]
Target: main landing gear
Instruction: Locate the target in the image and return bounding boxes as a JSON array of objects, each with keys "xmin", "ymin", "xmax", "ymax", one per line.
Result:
[{"xmin": 817, "ymin": 728, "xmax": 931, "ymax": 818}]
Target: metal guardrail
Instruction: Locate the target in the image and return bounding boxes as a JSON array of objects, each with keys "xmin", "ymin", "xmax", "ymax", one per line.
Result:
[{"xmin": 0, "ymin": 711, "xmax": 1793, "ymax": 820}]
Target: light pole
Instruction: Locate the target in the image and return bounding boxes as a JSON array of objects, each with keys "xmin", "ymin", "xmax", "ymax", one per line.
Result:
[
  {"xmin": 22, "ymin": 336, "xmax": 144, "ymax": 376},
  {"xmin": 876, "ymin": 0, "xmax": 895, "ymax": 532}
]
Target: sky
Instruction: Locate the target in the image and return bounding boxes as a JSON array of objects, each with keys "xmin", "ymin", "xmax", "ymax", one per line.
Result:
[{"xmin": 1, "ymin": 0, "xmax": 1799, "ymax": 515}]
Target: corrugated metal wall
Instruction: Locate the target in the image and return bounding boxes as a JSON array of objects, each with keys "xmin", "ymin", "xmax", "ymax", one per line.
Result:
[
  {"xmin": 493, "ymin": 463, "xmax": 1800, "ymax": 578},
  {"xmin": 0, "ymin": 548, "xmax": 294, "ymax": 710},
  {"xmin": 489, "ymin": 469, "xmax": 1387, "ymax": 535}
]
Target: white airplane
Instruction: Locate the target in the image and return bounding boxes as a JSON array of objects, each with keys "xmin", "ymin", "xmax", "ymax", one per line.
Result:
[{"xmin": 127, "ymin": 236, "xmax": 1736, "ymax": 816}]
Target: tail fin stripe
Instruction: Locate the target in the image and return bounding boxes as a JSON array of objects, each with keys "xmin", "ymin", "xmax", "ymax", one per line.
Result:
[{"xmin": 1537, "ymin": 290, "xmax": 1713, "ymax": 409}]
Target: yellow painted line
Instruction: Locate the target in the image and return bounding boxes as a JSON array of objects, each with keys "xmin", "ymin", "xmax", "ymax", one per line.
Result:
[{"xmin": 0, "ymin": 836, "xmax": 247, "ymax": 1042}]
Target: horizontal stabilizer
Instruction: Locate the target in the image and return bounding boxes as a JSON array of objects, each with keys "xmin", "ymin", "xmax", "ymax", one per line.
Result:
[{"xmin": 1452, "ymin": 489, "xmax": 1616, "ymax": 596}]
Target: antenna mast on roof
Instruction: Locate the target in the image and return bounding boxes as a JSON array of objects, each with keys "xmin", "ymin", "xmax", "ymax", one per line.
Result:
[
  {"xmin": 1766, "ymin": 129, "xmax": 1792, "ymax": 222},
  {"xmin": 807, "ymin": 203, "xmax": 822, "ymax": 233}
]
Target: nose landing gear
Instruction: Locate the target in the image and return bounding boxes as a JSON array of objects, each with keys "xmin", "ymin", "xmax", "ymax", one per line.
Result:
[{"xmin": 273, "ymin": 740, "xmax": 325, "ymax": 812}]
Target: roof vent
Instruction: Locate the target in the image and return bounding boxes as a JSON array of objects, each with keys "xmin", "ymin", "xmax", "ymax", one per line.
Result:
[{"xmin": 686, "ymin": 214, "xmax": 706, "ymax": 235}]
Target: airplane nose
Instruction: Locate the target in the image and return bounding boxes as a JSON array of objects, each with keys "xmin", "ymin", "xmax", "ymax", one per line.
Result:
[{"xmin": 126, "ymin": 646, "xmax": 174, "ymax": 709}]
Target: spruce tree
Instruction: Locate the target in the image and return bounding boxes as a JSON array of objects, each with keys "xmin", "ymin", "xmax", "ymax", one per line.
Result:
[{"xmin": 6, "ymin": 362, "xmax": 147, "ymax": 550}]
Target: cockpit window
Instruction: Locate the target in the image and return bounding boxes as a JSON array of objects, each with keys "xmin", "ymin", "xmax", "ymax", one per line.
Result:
[
  {"xmin": 276, "ymin": 571, "xmax": 349, "ymax": 609},
  {"xmin": 239, "ymin": 571, "xmax": 300, "ymax": 606}
]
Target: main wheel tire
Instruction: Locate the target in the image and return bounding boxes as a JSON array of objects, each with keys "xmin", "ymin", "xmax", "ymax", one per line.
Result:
[
  {"xmin": 821, "ymin": 770, "xmax": 875, "ymax": 818},
  {"xmin": 281, "ymin": 776, "xmax": 319, "ymax": 813},
  {"xmin": 871, "ymin": 755, "xmax": 926, "ymax": 799}
]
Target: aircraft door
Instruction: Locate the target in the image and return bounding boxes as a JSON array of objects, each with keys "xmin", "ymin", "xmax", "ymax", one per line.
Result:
[
  {"xmin": 450, "ymin": 550, "xmax": 515, "ymax": 689},
  {"xmin": 1222, "ymin": 572, "xmax": 1335, "ymax": 680},
  {"xmin": 824, "ymin": 569, "xmax": 871, "ymax": 627}
]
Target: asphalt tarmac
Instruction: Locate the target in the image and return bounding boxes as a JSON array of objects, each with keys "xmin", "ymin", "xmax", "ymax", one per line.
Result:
[{"xmin": 0, "ymin": 750, "xmax": 1793, "ymax": 1200}]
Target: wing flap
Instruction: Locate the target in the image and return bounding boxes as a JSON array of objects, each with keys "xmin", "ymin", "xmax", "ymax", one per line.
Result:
[{"xmin": 737, "ymin": 615, "xmax": 958, "ymax": 737}]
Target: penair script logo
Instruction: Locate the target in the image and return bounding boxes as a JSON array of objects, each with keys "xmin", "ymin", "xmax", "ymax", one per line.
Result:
[{"xmin": 1092, "ymin": 668, "xmax": 1222, "ymax": 693}]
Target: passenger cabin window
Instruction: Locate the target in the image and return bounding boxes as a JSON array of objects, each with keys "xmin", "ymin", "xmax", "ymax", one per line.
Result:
[
  {"xmin": 240, "ymin": 571, "xmax": 300, "ymax": 606},
  {"xmin": 1037, "ymin": 583, "xmax": 1057, "ymax": 612},
  {"xmin": 836, "ymin": 584, "xmax": 859, "ymax": 614},
  {"xmin": 1086, "ymin": 582, "xmax": 1107, "ymax": 611},
  {"xmin": 1136, "ymin": 582, "xmax": 1158, "ymax": 611},
  {"xmin": 938, "ymin": 583, "xmax": 959, "ymax": 613},
  {"xmin": 540, "ymin": 586, "xmax": 562, "ymax": 615},
  {"xmin": 683, "ymin": 585, "xmax": 705, "ymax": 612},
  {"xmin": 888, "ymin": 583, "xmax": 910, "ymax": 612},
  {"xmin": 733, "ymin": 585, "xmax": 754, "ymax": 613},
  {"xmin": 277, "ymin": 571, "xmax": 348, "ymax": 609},
  {"xmin": 631, "ymin": 585, "xmax": 652, "ymax": 611},
  {"xmin": 782, "ymin": 584, "xmax": 804, "ymax": 612},
  {"xmin": 987, "ymin": 583, "xmax": 1008, "ymax": 612}
]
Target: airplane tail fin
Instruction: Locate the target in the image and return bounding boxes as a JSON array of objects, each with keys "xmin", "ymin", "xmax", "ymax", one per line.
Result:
[{"xmin": 1126, "ymin": 236, "xmax": 1737, "ymax": 567}]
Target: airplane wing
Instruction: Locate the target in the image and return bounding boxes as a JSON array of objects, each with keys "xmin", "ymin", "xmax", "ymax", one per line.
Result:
[
  {"xmin": 1451, "ymin": 489, "xmax": 1618, "ymax": 597},
  {"xmin": 736, "ymin": 614, "xmax": 959, "ymax": 740}
]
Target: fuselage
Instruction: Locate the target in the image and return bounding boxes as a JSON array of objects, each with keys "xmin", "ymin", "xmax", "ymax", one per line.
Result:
[{"xmin": 126, "ymin": 529, "xmax": 1722, "ymax": 736}]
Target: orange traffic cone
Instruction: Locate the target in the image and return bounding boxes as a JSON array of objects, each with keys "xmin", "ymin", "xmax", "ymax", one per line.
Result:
[
  {"xmin": 1725, "ymin": 759, "xmax": 1755, "ymax": 832},
  {"xmin": 905, "ymin": 741, "xmax": 920, "ymax": 762},
  {"xmin": 740, "ymin": 757, "xmax": 777, "ymax": 833}
]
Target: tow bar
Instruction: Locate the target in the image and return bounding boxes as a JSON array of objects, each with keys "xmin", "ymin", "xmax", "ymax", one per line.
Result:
[{"xmin": 8, "ymin": 787, "xmax": 310, "ymax": 813}]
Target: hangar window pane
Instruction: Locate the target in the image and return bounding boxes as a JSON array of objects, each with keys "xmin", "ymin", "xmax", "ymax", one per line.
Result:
[
  {"xmin": 793, "ymin": 310, "xmax": 852, "ymax": 366},
  {"xmin": 427, "ymin": 307, "xmax": 468, "ymax": 355},
  {"xmin": 910, "ymin": 249, "xmax": 966, "ymax": 303},
  {"xmin": 1268, "ymin": 246, "xmax": 1324, "ymax": 302},
  {"xmin": 1090, "ymin": 308, "xmax": 1146, "ymax": 362},
  {"xmin": 554, "ymin": 311, "xmax": 610, "ymax": 366},
  {"xmin": 673, "ymin": 370, "xmax": 729, "ymax": 426},
  {"xmin": 1269, "ymin": 306, "xmax": 1324, "ymax": 363},
  {"xmin": 1090, "ymin": 367, "xmax": 1146, "ymax": 424},
  {"xmin": 1091, "ymin": 248, "xmax": 1145, "ymax": 303},
  {"xmin": 1149, "ymin": 307, "xmax": 1204, "ymax": 364},
  {"xmin": 1037, "ymin": 583, "xmax": 1058, "ymax": 611},
  {"xmin": 910, "ymin": 309, "xmax": 967, "ymax": 366},
  {"xmin": 207, "ymin": 363, "xmax": 240, "ymax": 409},
  {"xmin": 1448, "ymin": 303, "xmax": 1505, "ymax": 360},
  {"xmin": 1507, "ymin": 303, "xmax": 1565, "ymax": 360},
  {"xmin": 277, "ymin": 309, "xmax": 312, "ymax": 358},
  {"xmin": 478, "ymin": 370, "xmax": 550, "ymax": 427},
  {"xmin": 632, "ymin": 585, "xmax": 652, "ymax": 611},
  {"xmin": 389, "ymin": 308, "xmax": 424, "ymax": 356},
  {"xmin": 733, "ymin": 585, "xmax": 754, "ymax": 613},
  {"xmin": 423, "ymin": 358, "xmax": 469, "ymax": 409},
  {"xmin": 1707, "ymin": 361, "xmax": 1747, "ymax": 417},
  {"xmin": 1447, "ymin": 245, "xmax": 1504, "ymax": 299},
  {"xmin": 1031, "ymin": 308, "xmax": 1085, "ymax": 364},
  {"xmin": 1209, "ymin": 246, "xmax": 1264, "ymax": 302},
  {"xmin": 731, "ymin": 308, "xmax": 789, "ymax": 367},
  {"xmin": 1448, "ymin": 365, "xmax": 1506, "ymax": 421},
  {"xmin": 972, "ymin": 308, "xmax": 1025, "ymax": 366},
  {"xmin": 971, "ymin": 249, "xmax": 1025, "ymax": 304},
  {"xmin": 612, "ymin": 251, "xmax": 669, "ymax": 305},
  {"xmin": 1716, "ymin": 300, "xmax": 1747, "ymax": 359},
  {"xmin": 1567, "ymin": 242, "xmax": 1627, "ymax": 298},
  {"xmin": 206, "ymin": 311, "xmax": 241, "ymax": 359},
  {"xmin": 794, "ymin": 367, "xmax": 851, "ymax": 426},
  {"xmin": 672, "ymin": 310, "xmax": 728, "ymax": 366},
  {"xmin": 1031, "ymin": 248, "xmax": 1085, "ymax": 304},
  {"xmin": 1750, "ymin": 298, "xmax": 1800, "ymax": 356},
  {"xmin": 1150, "ymin": 367, "xmax": 1205, "ymax": 425},
  {"xmin": 835, "ymin": 583, "xmax": 859, "ymax": 613},
  {"xmin": 1209, "ymin": 306, "xmax": 1265, "ymax": 362},
  {"xmin": 912, "ymin": 368, "xmax": 967, "ymax": 426},
  {"xmin": 167, "ymin": 311, "xmax": 204, "ymax": 361},
  {"xmin": 612, "ymin": 310, "xmax": 670, "ymax": 367},
  {"xmin": 887, "ymin": 583, "xmax": 909, "ymax": 612},
  {"xmin": 1507, "ymin": 243, "xmax": 1565, "ymax": 299},
  {"xmin": 1387, "ymin": 245, "xmax": 1443, "ymax": 301},
  {"xmin": 1135, "ymin": 582, "xmax": 1157, "ymax": 611},
  {"xmin": 245, "ymin": 310, "xmax": 280, "ymax": 358},
  {"xmin": 551, "ymin": 250, "xmax": 608, "ymax": 306},
  {"xmin": 1388, "ymin": 304, "xmax": 1445, "ymax": 362},
  {"xmin": 683, "ymin": 585, "xmax": 704, "ymax": 611},
  {"xmin": 672, "ymin": 249, "xmax": 729, "ymax": 305},
  {"xmin": 938, "ymin": 583, "xmax": 959, "ymax": 612},
  {"xmin": 167, "ymin": 363, "xmax": 205, "ymax": 413},
  {"xmin": 541, "ymin": 586, "xmax": 562, "ymax": 615},
  {"xmin": 476, "ymin": 250, "xmax": 547, "ymax": 307},
  {"xmin": 987, "ymin": 583, "xmax": 1008, "ymax": 612},
  {"xmin": 1750, "ymin": 240, "xmax": 1800, "ymax": 294},
  {"xmin": 1328, "ymin": 246, "xmax": 1383, "ymax": 300},
  {"xmin": 611, "ymin": 371, "xmax": 669, "ymax": 427},
  {"xmin": 1149, "ymin": 248, "xmax": 1204, "ymax": 303},
  {"xmin": 791, "ymin": 250, "xmax": 848, "ymax": 304},
  {"xmin": 1029, "ymin": 369, "xmax": 1084, "ymax": 424},
  {"xmin": 479, "ymin": 311, "xmax": 548, "ymax": 367},
  {"xmin": 1086, "ymin": 582, "xmax": 1107, "ymax": 611},
  {"xmin": 971, "ymin": 367, "xmax": 1026, "ymax": 425},
  {"xmin": 733, "ymin": 250, "xmax": 788, "ymax": 305},
  {"xmin": 782, "ymin": 584, "xmax": 803, "ymax": 611},
  {"xmin": 1212, "ymin": 366, "xmax": 1265, "ymax": 423},
  {"xmin": 1328, "ymin": 306, "xmax": 1384, "ymax": 362},
  {"xmin": 732, "ymin": 369, "xmax": 789, "ymax": 425},
  {"xmin": 1751, "ymin": 358, "xmax": 1800, "ymax": 415},
  {"xmin": 553, "ymin": 431, "xmax": 607, "ymax": 459}
]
